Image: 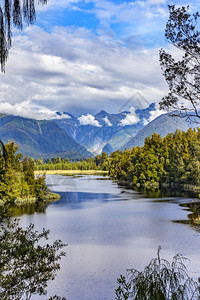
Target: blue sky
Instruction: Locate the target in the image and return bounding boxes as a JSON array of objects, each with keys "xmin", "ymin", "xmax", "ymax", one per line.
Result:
[{"xmin": 0, "ymin": 0, "xmax": 199, "ymax": 119}]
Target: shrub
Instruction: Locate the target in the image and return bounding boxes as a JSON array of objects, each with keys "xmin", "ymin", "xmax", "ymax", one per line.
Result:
[{"xmin": 115, "ymin": 246, "xmax": 200, "ymax": 300}]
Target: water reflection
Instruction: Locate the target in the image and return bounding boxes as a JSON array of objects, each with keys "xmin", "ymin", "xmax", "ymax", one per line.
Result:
[
  {"xmin": 7, "ymin": 202, "xmax": 49, "ymax": 217},
  {"xmin": 5, "ymin": 175, "xmax": 200, "ymax": 225},
  {"xmin": 52, "ymin": 191, "xmax": 121, "ymax": 208},
  {"xmin": 16, "ymin": 175, "xmax": 200, "ymax": 300},
  {"xmin": 132, "ymin": 186, "xmax": 195, "ymax": 199},
  {"xmin": 178, "ymin": 201, "xmax": 200, "ymax": 228}
]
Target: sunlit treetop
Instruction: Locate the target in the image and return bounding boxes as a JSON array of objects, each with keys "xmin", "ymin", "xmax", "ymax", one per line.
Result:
[{"xmin": 0, "ymin": 0, "xmax": 48, "ymax": 72}]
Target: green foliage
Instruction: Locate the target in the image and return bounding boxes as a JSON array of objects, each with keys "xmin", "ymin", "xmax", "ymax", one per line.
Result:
[
  {"xmin": 35, "ymin": 155, "xmax": 107, "ymax": 171},
  {"xmin": 109, "ymin": 128, "xmax": 200, "ymax": 193},
  {"xmin": 159, "ymin": 5, "xmax": 200, "ymax": 121},
  {"xmin": 115, "ymin": 247, "xmax": 200, "ymax": 300},
  {"xmin": 34, "ymin": 174, "xmax": 49, "ymax": 201},
  {"xmin": 0, "ymin": 140, "xmax": 53, "ymax": 204},
  {"xmin": 0, "ymin": 215, "xmax": 66, "ymax": 299}
]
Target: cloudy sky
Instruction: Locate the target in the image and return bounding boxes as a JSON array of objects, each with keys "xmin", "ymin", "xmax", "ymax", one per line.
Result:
[{"xmin": 0, "ymin": 0, "xmax": 199, "ymax": 119}]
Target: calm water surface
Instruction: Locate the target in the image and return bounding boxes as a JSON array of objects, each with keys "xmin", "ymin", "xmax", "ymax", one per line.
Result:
[{"xmin": 18, "ymin": 175, "xmax": 200, "ymax": 300}]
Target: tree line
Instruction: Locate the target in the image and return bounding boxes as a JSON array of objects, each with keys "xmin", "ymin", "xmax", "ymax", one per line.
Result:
[
  {"xmin": 35, "ymin": 152, "xmax": 110, "ymax": 171},
  {"xmin": 108, "ymin": 128, "xmax": 200, "ymax": 194}
]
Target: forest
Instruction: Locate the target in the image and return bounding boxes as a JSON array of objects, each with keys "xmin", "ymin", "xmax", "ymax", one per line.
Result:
[
  {"xmin": 0, "ymin": 140, "xmax": 59, "ymax": 206},
  {"xmin": 108, "ymin": 128, "xmax": 200, "ymax": 194}
]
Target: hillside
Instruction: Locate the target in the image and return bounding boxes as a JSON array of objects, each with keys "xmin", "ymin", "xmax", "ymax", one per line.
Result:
[
  {"xmin": 120, "ymin": 113, "xmax": 196, "ymax": 150},
  {"xmin": 0, "ymin": 114, "xmax": 91, "ymax": 159}
]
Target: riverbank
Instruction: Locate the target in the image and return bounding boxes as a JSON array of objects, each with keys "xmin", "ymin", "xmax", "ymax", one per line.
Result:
[
  {"xmin": 35, "ymin": 170, "xmax": 109, "ymax": 175},
  {"xmin": 0, "ymin": 192, "xmax": 60, "ymax": 207},
  {"xmin": 116, "ymin": 179, "xmax": 200, "ymax": 198}
]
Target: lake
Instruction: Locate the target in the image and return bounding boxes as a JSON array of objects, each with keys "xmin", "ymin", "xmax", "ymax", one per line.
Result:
[{"xmin": 17, "ymin": 174, "xmax": 200, "ymax": 300}]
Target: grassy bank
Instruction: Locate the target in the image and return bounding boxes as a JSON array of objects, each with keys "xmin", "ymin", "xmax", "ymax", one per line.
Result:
[
  {"xmin": 0, "ymin": 192, "xmax": 60, "ymax": 208},
  {"xmin": 35, "ymin": 170, "xmax": 109, "ymax": 175}
]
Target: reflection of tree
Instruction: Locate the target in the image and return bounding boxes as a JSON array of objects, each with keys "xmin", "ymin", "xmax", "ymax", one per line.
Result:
[
  {"xmin": 4, "ymin": 201, "xmax": 49, "ymax": 217},
  {"xmin": 181, "ymin": 202, "xmax": 200, "ymax": 226}
]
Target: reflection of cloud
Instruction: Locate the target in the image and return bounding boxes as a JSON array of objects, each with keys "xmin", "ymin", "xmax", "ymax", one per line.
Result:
[
  {"xmin": 103, "ymin": 116, "xmax": 112, "ymax": 127},
  {"xmin": 0, "ymin": 99, "xmax": 68, "ymax": 120},
  {"xmin": 78, "ymin": 114, "xmax": 102, "ymax": 127},
  {"xmin": 119, "ymin": 107, "xmax": 139, "ymax": 126}
]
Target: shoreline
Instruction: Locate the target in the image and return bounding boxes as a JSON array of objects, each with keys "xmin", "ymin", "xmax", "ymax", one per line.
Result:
[
  {"xmin": 35, "ymin": 170, "xmax": 109, "ymax": 175},
  {"xmin": 115, "ymin": 179, "xmax": 200, "ymax": 198},
  {"xmin": 0, "ymin": 192, "xmax": 60, "ymax": 208}
]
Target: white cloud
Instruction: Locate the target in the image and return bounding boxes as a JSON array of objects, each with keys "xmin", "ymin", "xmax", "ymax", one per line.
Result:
[
  {"xmin": 148, "ymin": 108, "xmax": 166, "ymax": 123},
  {"xmin": 143, "ymin": 104, "xmax": 166, "ymax": 125},
  {"xmin": 119, "ymin": 107, "xmax": 140, "ymax": 126},
  {"xmin": 56, "ymin": 112, "xmax": 71, "ymax": 119},
  {"xmin": 0, "ymin": 99, "xmax": 68, "ymax": 120},
  {"xmin": 78, "ymin": 114, "xmax": 102, "ymax": 127},
  {"xmin": 89, "ymin": 0, "xmax": 169, "ymax": 38},
  {"xmin": 0, "ymin": 0, "xmax": 197, "ymax": 120},
  {"xmin": 0, "ymin": 25, "xmax": 168, "ymax": 115},
  {"xmin": 143, "ymin": 118, "xmax": 149, "ymax": 126},
  {"xmin": 147, "ymin": 0, "xmax": 166, "ymax": 4},
  {"xmin": 103, "ymin": 116, "xmax": 112, "ymax": 126}
]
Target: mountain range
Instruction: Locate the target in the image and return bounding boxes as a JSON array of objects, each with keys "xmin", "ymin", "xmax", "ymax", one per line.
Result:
[
  {"xmin": 0, "ymin": 103, "xmax": 197, "ymax": 159},
  {"xmin": 53, "ymin": 103, "xmax": 156, "ymax": 155},
  {"xmin": 0, "ymin": 114, "xmax": 91, "ymax": 159}
]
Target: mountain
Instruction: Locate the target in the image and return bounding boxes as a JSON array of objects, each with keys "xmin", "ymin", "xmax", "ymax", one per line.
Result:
[
  {"xmin": 102, "ymin": 104, "xmax": 157, "ymax": 154},
  {"xmin": 120, "ymin": 113, "xmax": 196, "ymax": 150},
  {"xmin": 1, "ymin": 103, "xmax": 195, "ymax": 159},
  {"xmin": 54, "ymin": 112, "xmax": 78, "ymax": 139},
  {"xmin": 53, "ymin": 103, "xmax": 156, "ymax": 155},
  {"xmin": 0, "ymin": 114, "xmax": 92, "ymax": 159},
  {"xmin": 102, "ymin": 127, "xmax": 136, "ymax": 154}
]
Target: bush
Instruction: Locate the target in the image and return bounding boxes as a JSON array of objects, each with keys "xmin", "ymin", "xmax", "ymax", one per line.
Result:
[
  {"xmin": 0, "ymin": 215, "xmax": 66, "ymax": 299},
  {"xmin": 115, "ymin": 246, "xmax": 200, "ymax": 300}
]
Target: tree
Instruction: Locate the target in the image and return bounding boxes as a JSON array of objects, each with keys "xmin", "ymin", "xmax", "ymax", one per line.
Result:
[
  {"xmin": 22, "ymin": 156, "xmax": 35, "ymax": 195},
  {"xmin": 0, "ymin": 214, "xmax": 66, "ymax": 299},
  {"xmin": 34, "ymin": 173, "xmax": 49, "ymax": 201},
  {"xmin": 0, "ymin": 0, "xmax": 48, "ymax": 72},
  {"xmin": 0, "ymin": 139, "xmax": 8, "ymax": 168},
  {"xmin": 159, "ymin": 5, "xmax": 200, "ymax": 122},
  {"xmin": 0, "ymin": 141, "xmax": 22, "ymax": 202},
  {"xmin": 115, "ymin": 246, "xmax": 200, "ymax": 300}
]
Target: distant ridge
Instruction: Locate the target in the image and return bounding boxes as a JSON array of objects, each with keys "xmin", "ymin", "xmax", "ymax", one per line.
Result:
[
  {"xmin": 0, "ymin": 114, "xmax": 92, "ymax": 159},
  {"xmin": 120, "ymin": 113, "xmax": 196, "ymax": 150}
]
